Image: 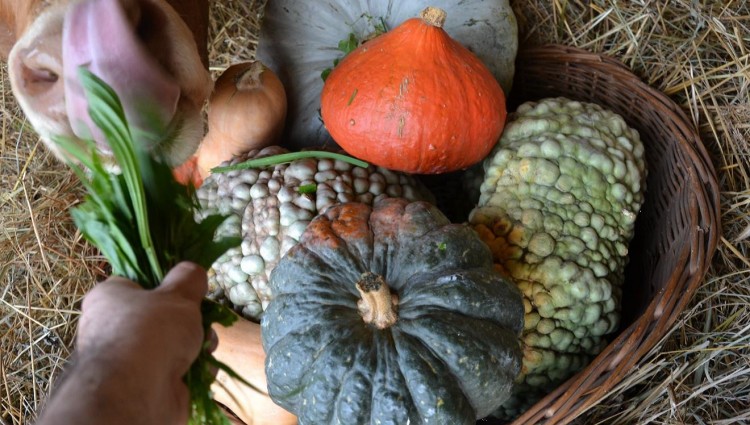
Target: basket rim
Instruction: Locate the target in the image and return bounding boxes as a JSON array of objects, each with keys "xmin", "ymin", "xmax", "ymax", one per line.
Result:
[{"xmin": 507, "ymin": 44, "xmax": 721, "ymax": 425}]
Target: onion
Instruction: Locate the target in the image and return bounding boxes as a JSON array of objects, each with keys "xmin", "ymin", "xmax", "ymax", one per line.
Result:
[{"xmin": 196, "ymin": 61, "xmax": 287, "ymax": 179}]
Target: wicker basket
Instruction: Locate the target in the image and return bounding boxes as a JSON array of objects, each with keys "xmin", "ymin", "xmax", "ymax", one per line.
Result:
[{"xmin": 491, "ymin": 45, "xmax": 720, "ymax": 424}]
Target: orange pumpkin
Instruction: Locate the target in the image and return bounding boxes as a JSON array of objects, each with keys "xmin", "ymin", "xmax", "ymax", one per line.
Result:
[{"xmin": 320, "ymin": 7, "xmax": 507, "ymax": 174}]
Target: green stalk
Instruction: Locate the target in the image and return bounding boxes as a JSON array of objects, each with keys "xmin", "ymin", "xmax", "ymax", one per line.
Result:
[
  {"xmin": 211, "ymin": 150, "xmax": 369, "ymax": 173},
  {"xmin": 81, "ymin": 77, "xmax": 164, "ymax": 281}
]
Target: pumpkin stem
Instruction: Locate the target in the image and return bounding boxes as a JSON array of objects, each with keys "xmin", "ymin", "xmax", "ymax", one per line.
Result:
[
  {"xmin": 419, "ymin": 7, "xmax": 447, "ymax": 28},
  {"xmin": 356, "ymin": 272, "xmax": 399, "ymax": 329},
  {"xmin": 234, "ymin": 61, "xmax": 265, "ymax": 91}
]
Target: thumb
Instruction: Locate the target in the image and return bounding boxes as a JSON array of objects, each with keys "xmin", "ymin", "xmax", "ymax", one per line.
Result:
[{"xmin": 157, "ymin": 261, "xmax": 208, "ymax": 303}]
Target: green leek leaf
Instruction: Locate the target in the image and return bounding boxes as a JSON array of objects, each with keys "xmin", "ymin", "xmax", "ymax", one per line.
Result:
[{"xmin": 56, "ymin": 67, "xmax": 243, "ymax": 425}]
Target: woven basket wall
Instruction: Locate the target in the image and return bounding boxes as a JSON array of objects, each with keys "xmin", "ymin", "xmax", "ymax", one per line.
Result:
[{"xmin": 496, "ymin": 45, "xmax": 721, "ymax": 425}]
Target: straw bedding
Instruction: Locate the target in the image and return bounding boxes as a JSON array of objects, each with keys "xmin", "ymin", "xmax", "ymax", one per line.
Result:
[{"xmin": 1, "ymin": 1, "xmax": 748, "ymax": 423}]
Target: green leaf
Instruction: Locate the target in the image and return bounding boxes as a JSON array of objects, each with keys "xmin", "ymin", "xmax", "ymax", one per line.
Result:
[
  {"xmin": 71, "ymin": 211, "xmax": 135, "ymax": 279},
  {"xmin": 374, "ymin": 17, "xmax": 388, "ymax": 35},
  {"xmin": 55, "ymin": 67, "xmax": 243, "ymax": 425},
  {"xmin": 321, "ymin": 33, "xmax": 361, "ymax": 82},
  {"xmin": 298, "ymin": 183, "xmax": 317, "ymax": 194},
  {"xmin": 201, "ymin": 299, "xmax": 238, "ymax": 328},
  {"xmin": 78, "ymin": 68, "xmax": 163, "ymax": 281},
  {"xmin": 321, "ymin": 67, "xmax": 332, "ymax": 82},
  {"xmin": 211, "ymin": 150, "xmax": 369, "ymax": 173},
  {"xmin": 338, "ymin": 33, "xmax": 359, "ymax": 54},
  {"xmin": 320, "ymin": 16, "xmax": 389, "ymax": 83},
  {"xmin": 110, "ymin": 173, "xmax": 134, "ymax": 225}
]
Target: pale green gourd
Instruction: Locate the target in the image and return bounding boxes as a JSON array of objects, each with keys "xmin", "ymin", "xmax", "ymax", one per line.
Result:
[{"xmin": 467, "ymin": 97, "xmax": 647, "ymax": 417}]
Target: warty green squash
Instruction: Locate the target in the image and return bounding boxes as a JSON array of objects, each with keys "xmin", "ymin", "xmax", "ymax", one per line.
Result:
[
  {"xmin": 467, "ymin": 97, "xmax": 647, "ymax": 417},
  {"xmin": 261, "ymin": 198, "xmax": 525, "ymax": 424}
]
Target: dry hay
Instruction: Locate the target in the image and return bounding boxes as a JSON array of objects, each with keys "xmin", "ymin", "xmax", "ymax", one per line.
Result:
[
  {"xmin": 1, "ymin": 52, "xmax": 104, "ymax": 425},
  {"xmin": 1, "ymin": 1, "xmax": 748, "ymax": 424},
  {"xmin": 510, "ymin": 2, "xmax": 750, "ymax": 423}
]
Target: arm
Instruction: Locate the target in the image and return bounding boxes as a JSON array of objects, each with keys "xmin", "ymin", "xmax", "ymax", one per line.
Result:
[{"xmin": 35, "ymin": 262, "xmax": 208, "ymax": 425}]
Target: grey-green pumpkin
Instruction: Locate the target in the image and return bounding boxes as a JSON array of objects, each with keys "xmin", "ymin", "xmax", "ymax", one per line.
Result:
[{"xmin": 261, "ymin": 198, "xmax": 525, "ymax": 424}]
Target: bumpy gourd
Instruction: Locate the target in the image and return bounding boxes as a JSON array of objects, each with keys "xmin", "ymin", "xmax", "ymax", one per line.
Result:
[
  {"xmin": 467, "ymin": 98, "xmax": 647, "ymax": 416},
  {"xmin": 196, "ymin": 146, "xmax": 433, "ymax": 320},
  {"xmin": 262, "ymin": 199, "xmax": 525, "ymax": 424},
  {"xmin": 256, "ymin": 0, "xmax": 518, "ymax": 148}
]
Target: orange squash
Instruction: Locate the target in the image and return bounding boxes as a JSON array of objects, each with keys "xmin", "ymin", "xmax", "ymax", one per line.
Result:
[
  {"xmin": 320, "ymin": 6, "xmax": 507, "ymax": 174},
  {"xmin": 172, "ymin": 155, "xmax": 203, "ymax": 187}
]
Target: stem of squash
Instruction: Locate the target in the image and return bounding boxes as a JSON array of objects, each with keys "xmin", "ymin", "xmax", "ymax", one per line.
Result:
[
  {"xmin": 419, "ymin": 7, "xmax": 447, "ymax": 28},
  {"xmin": 356, "ymin": 272, "xmax": 398, "ymax": 329}
]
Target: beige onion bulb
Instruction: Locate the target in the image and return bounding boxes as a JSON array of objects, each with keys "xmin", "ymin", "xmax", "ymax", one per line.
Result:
[{"xmin": 196, "ymin": 61, "xmax": 287, "ymax": 179}]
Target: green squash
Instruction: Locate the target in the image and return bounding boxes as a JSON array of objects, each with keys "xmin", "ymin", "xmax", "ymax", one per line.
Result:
[
  {"xmin": 468, "ymin": 97, "xmax": 647, "ymax": 417},
  {"xmin": 256, "ymin": 0, "xmax": 518, "ymax": 149},
  {"xmin": 261, "ymin": 199, "xmax": 525, "ymax": 424}
]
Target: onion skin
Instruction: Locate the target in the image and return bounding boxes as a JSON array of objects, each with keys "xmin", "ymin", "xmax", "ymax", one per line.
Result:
[{"xmin": 196, "ymin": 61, "xmax": 287, "ymax": 180}]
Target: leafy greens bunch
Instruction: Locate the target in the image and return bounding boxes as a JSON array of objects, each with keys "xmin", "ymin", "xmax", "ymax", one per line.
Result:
[{"xmin": 57, "ymin": 68, "xmax": 244, "ymax": 425}]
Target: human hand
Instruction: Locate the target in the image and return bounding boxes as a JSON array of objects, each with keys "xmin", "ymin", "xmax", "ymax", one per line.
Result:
[{"xmin": 70, "ymin": 262, "xmax": 207, "ymax": 424}]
